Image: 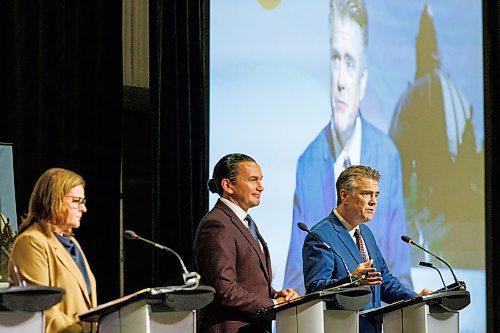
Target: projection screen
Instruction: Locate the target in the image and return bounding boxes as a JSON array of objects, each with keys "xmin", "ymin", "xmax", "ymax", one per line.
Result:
[{"xmin": 210, "ymin": 1, "xmax": 484, "ymax": 331}]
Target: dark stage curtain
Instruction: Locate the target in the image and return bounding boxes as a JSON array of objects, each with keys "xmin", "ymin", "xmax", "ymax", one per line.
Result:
[
  {"xmin": 121, "ymin": 0, "xmax": 210, "ymax": 291},
  {"xmin": 147, "ymin": 0, "xmax": 209, "ymax": 287},
  {"xmin": 0, "ymin": 1, "xmax": 122, "ymax": 303},
  {"xmin": 484, "ymin": 1, "xmax": 500, "ymax": 332}
]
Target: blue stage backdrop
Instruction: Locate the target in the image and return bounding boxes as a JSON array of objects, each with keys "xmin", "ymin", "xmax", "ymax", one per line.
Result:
[{"xmin": 210, "ymin": 1, "xmax": 484, "ymax": 332}]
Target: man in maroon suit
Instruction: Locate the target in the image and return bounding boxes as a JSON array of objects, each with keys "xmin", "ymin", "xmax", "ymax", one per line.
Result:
[{"xmin": 195, "ymin": 153, "xmax": 298, "ymax": 333}]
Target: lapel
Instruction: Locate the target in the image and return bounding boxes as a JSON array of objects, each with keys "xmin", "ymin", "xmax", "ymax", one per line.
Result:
[
  {"xmin": 359, "ymin": 116, "xmax": 376, "ymax": 166},
  {"xmin": 215, "ymin": 200, "xmax": 272, "ymax": 284},
  {"xmin": 322, "ymin": 124, "xmax": 337, "ymax": 210},
  {"xmin": 329, "ymin": 212, "xmax": 364, "ymax": 265},
  {"xmin": 48, "ymin": 234, "xmax": 92, "ymax": 306}
]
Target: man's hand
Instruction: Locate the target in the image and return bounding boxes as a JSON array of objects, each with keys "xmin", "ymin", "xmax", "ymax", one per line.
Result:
[
  {"xmin": 274, "ymin": 288, "xmax": 299, "ymax": 304},
  {"xmin": 352, "ymin": 259, "xmax": 382, "ymax": 286},
  {"xmin": 417, "ymin": 288, "xmax": 433, "ymax": 297}
]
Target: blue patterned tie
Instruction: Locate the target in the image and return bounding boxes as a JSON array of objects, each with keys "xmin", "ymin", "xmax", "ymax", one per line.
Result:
[{"xmin": 245, "ymin": 214, "xmax": 260, "ymax": 244}]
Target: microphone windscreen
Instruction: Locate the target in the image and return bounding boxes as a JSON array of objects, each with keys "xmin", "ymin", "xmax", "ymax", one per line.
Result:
[
  {"xmin": 124, "ymin": 230, "xmax": 138, "ymax": 240},
  {"xmin": 419, "ymin": 261, "xmax": 433, "ymax": 268},
  {"xmin": 297, "ymin": 222, "xmax": 308, "ymax": 232},
  {"xmin": 401, "ymin": 235, "xmax": 412, "ymax": 243}
]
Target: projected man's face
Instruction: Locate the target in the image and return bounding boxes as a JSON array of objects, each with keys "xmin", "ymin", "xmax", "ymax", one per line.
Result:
[{"xmin": 329, "ymin": 16, "xmax": 368, "ymax": 136}]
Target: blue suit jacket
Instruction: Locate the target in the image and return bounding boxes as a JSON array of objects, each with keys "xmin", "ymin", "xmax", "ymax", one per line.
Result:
[
  {"xmin": 303, "ymin": 212, "xmax": 417, "ymax": 333},
  {"xmin": 284, "ymin": 117, "xmax": 412, "ymax": 295}
]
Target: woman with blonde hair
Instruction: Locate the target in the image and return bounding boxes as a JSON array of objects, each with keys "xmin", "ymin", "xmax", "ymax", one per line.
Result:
[{"xmin": 9, "ymin": 168, "xmax": 97, "ymax": 332}]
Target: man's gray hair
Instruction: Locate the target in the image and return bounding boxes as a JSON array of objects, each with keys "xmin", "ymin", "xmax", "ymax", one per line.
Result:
[
  {"xmin": 336, "ymin": 165, "xmax": 380, "ymax": 204},
  {"xmin": 330, "ymin": 0, "xmax": 368, "ymax": 47}
]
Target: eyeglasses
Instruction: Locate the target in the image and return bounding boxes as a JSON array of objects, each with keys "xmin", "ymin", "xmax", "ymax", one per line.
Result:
[{"xmin": 65, "ymin": 196, "xmax": 87, "ymax": 207}]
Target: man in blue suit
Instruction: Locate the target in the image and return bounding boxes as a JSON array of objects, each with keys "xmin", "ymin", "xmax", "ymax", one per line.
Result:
[
  {"xmin": 283, "ymin": 0, "xmax": 412, "ymax": 295},
  {"xmin": 303, "ymin": 165, "xmax": 431, "ymax": 333}
]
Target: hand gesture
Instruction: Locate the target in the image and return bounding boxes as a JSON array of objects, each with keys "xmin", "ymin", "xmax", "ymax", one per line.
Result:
[{"xmin": 352, "ymin": 259, "xmax": 382, "ymax": 286}]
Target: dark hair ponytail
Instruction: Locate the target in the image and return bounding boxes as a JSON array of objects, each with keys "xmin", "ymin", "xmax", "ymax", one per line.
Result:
[{"xmin": 208, "ymin": 153, "xmax": 256, "ymax": 195}]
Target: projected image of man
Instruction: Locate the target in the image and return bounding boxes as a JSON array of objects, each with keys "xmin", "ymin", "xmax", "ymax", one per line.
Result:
[{"xmin": 284, "ymin": 0, "xmax": 412, "ymax": 295}]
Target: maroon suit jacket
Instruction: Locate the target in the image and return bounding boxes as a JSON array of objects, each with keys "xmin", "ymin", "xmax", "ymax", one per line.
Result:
[{"xmin": 194, "ymin": 199, "xmax": 277, "ymax": 333}]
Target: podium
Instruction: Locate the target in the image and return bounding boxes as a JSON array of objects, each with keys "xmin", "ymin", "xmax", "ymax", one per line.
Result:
[
  {"xmin": 361, "ymin": 287, "xmax": 470, "ymax": 333},
  {"xmin": 258, "ymin": 286, "xmax": 371, "ymax": 333},
  {"xmin": 79, "ymin": 285, "xmax": 215, "ymax": 333},
  {"xmin": 0, "ymin": 285, "xmax": 65, "ymax": 333}
]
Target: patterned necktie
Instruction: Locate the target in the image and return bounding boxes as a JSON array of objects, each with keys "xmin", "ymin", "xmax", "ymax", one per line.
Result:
[
  {"xmin": 354, "ymin": 229, "xmax": 368, "ymax": 261},
  {"xmin": 245, "ymin": 214, "xmax": 260, "ymax": 245}
]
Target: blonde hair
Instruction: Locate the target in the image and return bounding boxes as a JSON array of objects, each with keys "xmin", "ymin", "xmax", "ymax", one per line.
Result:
[{"xmin": 19, "ymin": 168, "xmax": 85, "ymax": 235}]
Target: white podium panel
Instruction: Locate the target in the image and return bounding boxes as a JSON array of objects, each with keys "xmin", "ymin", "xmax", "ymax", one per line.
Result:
[
  {"xmin": 79, "ymin": 286, "xmax": 215, "ymax": 333},
  {"xmin": 276, "ymin": 300, "xmax": 358, "ymax": 333},
  {"xmin": 362, "ymin": 289, "xmax": 469, "ymax": 333},
  {"xmin": 0, "ymin": 311, "xmax": 44, "ymax": 333},
  {"xmin": 99, "ymin": 300, "xmax": 195, "ymax": 333},
  {"xmin": 0, "ymin": 285, "xmax": 64, "ymax": 333},
  {"xmin": 260, "ymin": 286, "xmax": 371, "ymax": 333},
  {"xmin": 383, "ymin": 303, "xmax": 458, "ymax": 333}
]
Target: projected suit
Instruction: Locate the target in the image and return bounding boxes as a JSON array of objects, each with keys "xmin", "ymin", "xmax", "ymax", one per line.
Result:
[
  {"xmin": 284, "ymin": 117, "xmax": 411, "ymax": 295},
  {"xmin": 284, "ymin": 0, "xmax": 412, "ymax": 295}
]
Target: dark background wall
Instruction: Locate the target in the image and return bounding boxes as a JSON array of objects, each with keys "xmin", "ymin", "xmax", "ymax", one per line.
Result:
[
  {"xmin": 120, "ymin": 0, "xmax": 209, "ymax": 294},
  {"xmin": 0, "ymin": 0, "xmax": 498, "ymax": 331},
  {"xmin": 483, "ymin": 0, "xmax": 500, "ymax": 331},
  {"xmin": 0, "ymin": 0, "xmax": 123, "ymax": 303},
  {"xmin": 0, "ymin": 0, "xmax": 208, "ymax": 303}
]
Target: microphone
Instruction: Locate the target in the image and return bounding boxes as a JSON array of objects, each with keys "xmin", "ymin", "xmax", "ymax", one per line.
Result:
[
  {"xmin": 419, "ymin": 261, "xmax": 447, "ymax": 291},
  {"xmin": 1, "ymin": 246, "xmax": 26, "ymax": 287},
  {"xmin": 298, "ymin": 222, "xmax": 361, "ymax": 288},
  {"xmin": 124, "ymin": 230, "xmax": 199, "ymax": 287},
  {"xmin": 401, "ymin": 235, "xmax": 464, "ymax": 290}
]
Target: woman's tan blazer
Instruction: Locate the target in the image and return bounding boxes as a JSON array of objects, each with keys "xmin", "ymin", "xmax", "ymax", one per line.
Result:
[{"xmin": 9, "ymin": 223, "xmax": 97, "ymax": 333}]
